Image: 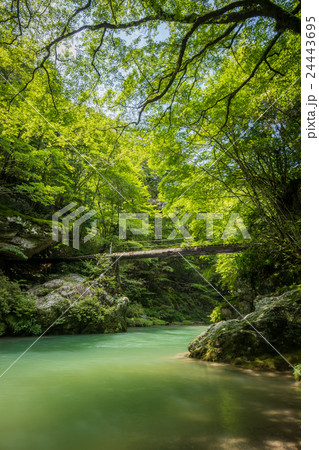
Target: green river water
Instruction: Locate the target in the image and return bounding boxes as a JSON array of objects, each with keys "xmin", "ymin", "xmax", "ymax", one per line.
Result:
[{"xmin": 0, "ymin": 326, "xmax": 300, "ymax": 450}]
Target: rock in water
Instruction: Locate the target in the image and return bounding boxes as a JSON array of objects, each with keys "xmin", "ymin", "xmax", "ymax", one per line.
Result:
[
  {"xmin": 29, "ymin": 273, "xmax": 129, "ymax": 334},
  {"xmin": 188, "ymin": 289, "xmax": 301, "ymax": 370}
]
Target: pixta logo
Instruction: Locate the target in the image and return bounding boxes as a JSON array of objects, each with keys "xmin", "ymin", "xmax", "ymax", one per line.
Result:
[
  {"xmin": 118, "ymin": 213, "xmax": 251, "ymax": 240},
  {"xmin": 52, "ymin": 203, "xmax": 97, "ymax": 249}
]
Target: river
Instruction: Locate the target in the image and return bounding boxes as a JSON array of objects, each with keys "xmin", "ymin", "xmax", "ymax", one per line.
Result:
[{"xmin": 0, "ymin": 326, "xmax": 300, "ymax": 450}]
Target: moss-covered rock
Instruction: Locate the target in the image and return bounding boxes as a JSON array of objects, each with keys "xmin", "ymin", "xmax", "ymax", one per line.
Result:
[
  {"xmin": 0, "ymin": 207, "xmax": 52, "ymax": 260},
  {"xmin": 188, "ymin": 289, "xmax": 301, "ymax": 371},
  {"xmin": 29, "ymin": 273, "xmax": 129, "ymax": 334},
  {"xmin": 210, "ymin": 300, "xmax": 253, "ymax": 323}
]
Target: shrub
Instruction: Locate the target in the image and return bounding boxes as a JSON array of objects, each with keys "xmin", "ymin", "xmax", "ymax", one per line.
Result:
[
  {"xmin": 57, "ymin": 296, "xmax": 113, "ymax": 334},
  {"xmin": 293, "ymin": 364, "xmax": 301, "ymax": 381},
  {"xmin": 127, "ymin": 317, "xmax": 153, "ymax": 327},
  {"xmin": 210, "ymin": 305, "xmax": 222, "ymax": 323},
  {"xmin": 126, "ymin": 302, "xmax": 145, "ymax": 318},
  {"xmin": 151, "ymin": 318, "xmax": 168, "ymax": 326},
  {"xmin": 0, "ymin": 272, "xmax": 41, "ymax": 336}
]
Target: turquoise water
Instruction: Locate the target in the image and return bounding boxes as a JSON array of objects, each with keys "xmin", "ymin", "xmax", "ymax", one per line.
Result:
[{"xmin": 0, "ymin": 326, "xmax": 300, "ymax": 450}]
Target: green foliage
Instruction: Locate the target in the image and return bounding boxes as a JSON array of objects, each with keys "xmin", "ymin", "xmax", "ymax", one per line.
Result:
[
  {"xmin": 56, "ymin": 296, "xmax": 114, "ymax": 334},
  {"xmin": 0, "ymin": 45, "xmax": 152, "ymax": 251},
  {"xmin": 152, "ymin": 318, "xmax": 168, "ymax": 326},
  {"xmin": 0, "ymin": 0, "xmax": 300, "ymax": 335},
  {"xmin": 293, "ymin": 364, "xmax": 301, "ymax": 381},
  {"xmin": 119, "ymin": 258, "xmax": 218, "ymax": 323},
  {"xmin": 127, "ymin": 317, "xmax": 154, "ymax": 327},
  {"xmin": 126, "ymin": 301, "xmax": 168, "ymax": 326},
  {"xmin": 275, "ymin": 284, "xmax": 301, "ymax": 295},
  {"xmin": 213, "ymin": 244, "xmax": 300, "ymax": 297},
  {"xmin": 210, "ymin": 306, "xmax": 222, "ymax": 324},
  {"xmin": 0, "ymin": 272, "xmax": 41, "ymax": 336},
  {"xmin": 0, "ymin": 245, "xmax": 28, "ymax": 260},
  {"xmin": 214, "ymin": 256, "xmax": 240, "ymax": 293},
  {"xmin": 127, "ymin": 316, "xmax": 167, "ymax": 327},
  {"xmin": 126, "ymin": 302, "xmax": 145, "ymax": 318}
]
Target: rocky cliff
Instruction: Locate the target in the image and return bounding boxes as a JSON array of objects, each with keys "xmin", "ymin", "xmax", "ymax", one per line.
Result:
[{"xmin": 0, "ymin": 209, "xmax": 52, "ymax": 260}]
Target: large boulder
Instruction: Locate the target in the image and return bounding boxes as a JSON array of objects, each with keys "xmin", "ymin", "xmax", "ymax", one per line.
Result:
[
  {"xmin": 212, "ymin": 300, "xmax": 253, "ymax": 322},
  {"xmin": 188, "ymin": 289, "xmax": 300, "ymax": 370},
  {"xmin": 29, "ymin": 273, "xmax": 129, "ymax": 334}
]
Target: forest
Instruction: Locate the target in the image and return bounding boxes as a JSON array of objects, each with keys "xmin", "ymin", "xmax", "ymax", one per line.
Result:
[
  {"xmin": 0, "ymin": 0, "xmax": 301, "ymax": 358},
  {"xmin": 0, "ymin": 1, "xmax": 302, "ymax": 449}
]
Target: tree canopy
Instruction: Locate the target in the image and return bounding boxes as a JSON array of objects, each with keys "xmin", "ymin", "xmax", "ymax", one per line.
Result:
[{"xmin": 0, "ymin": 0, "xmax": 300, "ymax": 296}]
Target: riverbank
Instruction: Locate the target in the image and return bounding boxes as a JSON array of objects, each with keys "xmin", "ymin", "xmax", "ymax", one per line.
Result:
[
  {"xmin": 0, "ymin": 270, "xmax": 213, "ymax": 337},
  {"xmin": 181, "ymin": 353, "xmax": 300, "ymax": 381}
]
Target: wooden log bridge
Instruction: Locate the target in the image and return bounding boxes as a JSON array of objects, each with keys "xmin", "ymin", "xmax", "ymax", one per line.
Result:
[
  {"xmin": 22, "ymin": 244, "xmax": 248, "ymax": 263},
  {"xmin": 110, "ymin": 243, "xmax": 247, "ymax": 260}
]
